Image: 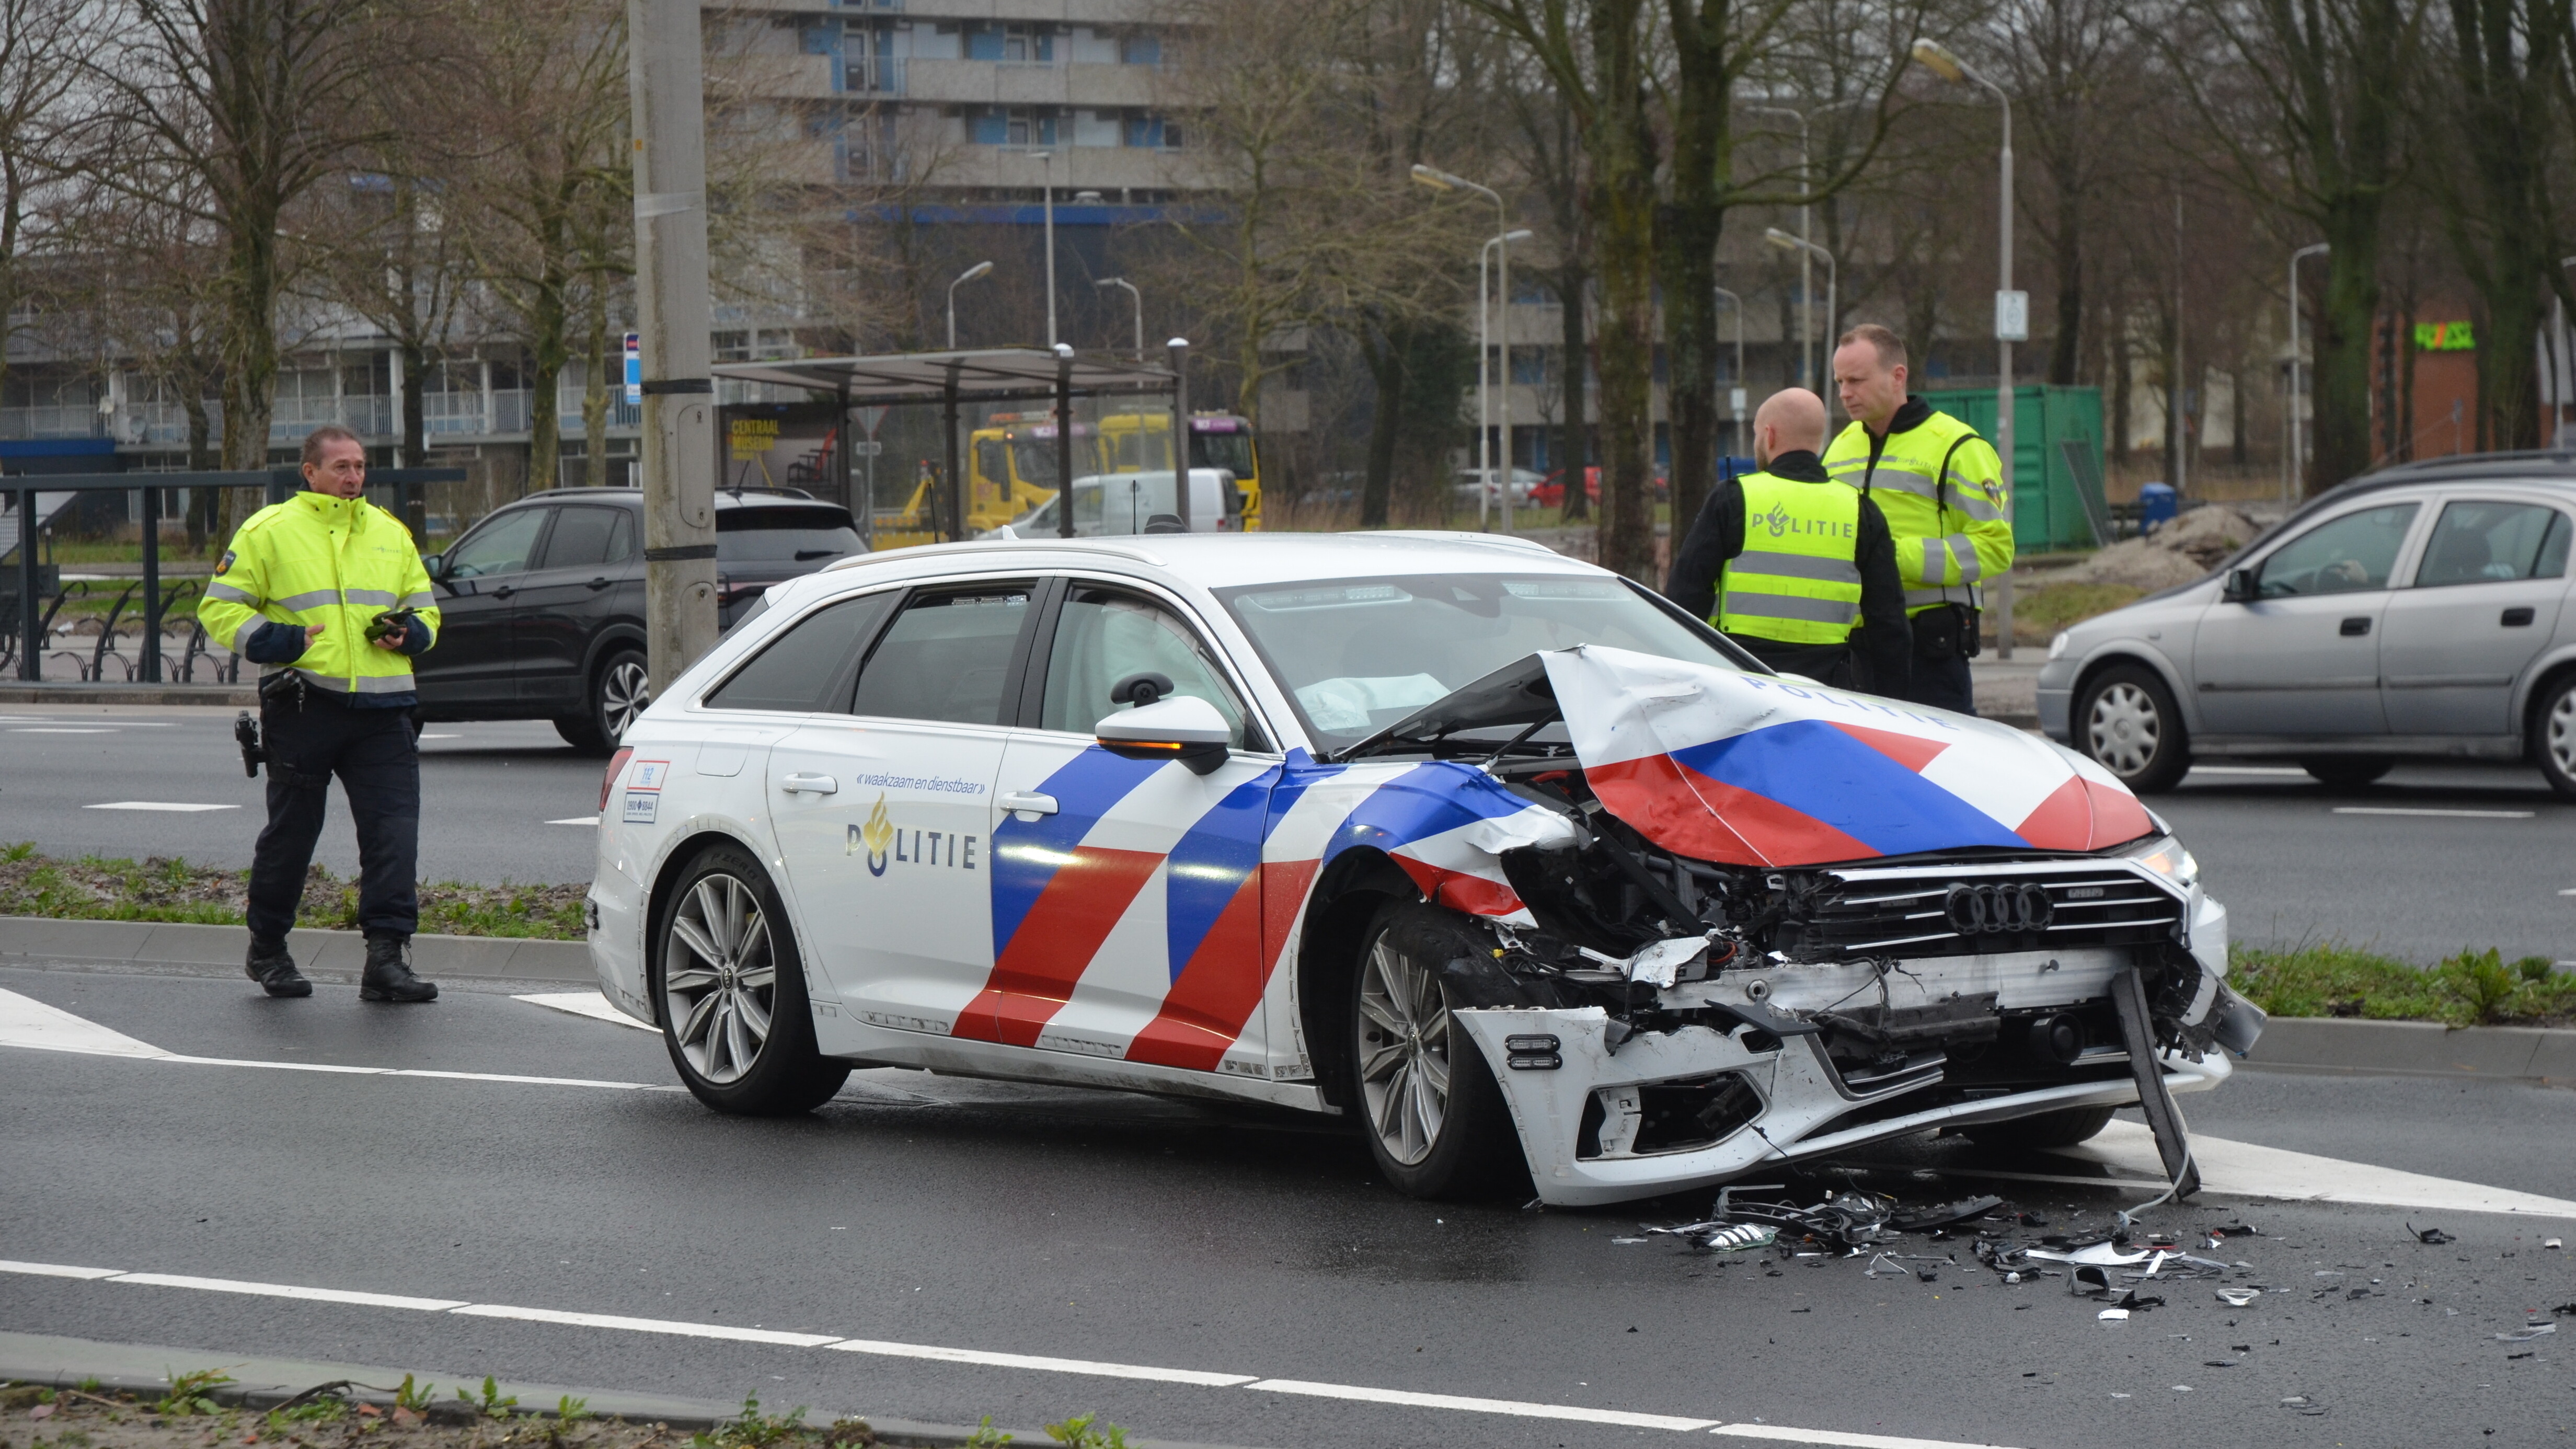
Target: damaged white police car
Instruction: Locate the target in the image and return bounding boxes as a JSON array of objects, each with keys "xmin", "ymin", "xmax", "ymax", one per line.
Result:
[{"xmin": 585, "ymin": 532, "xmax": 2262, "ymax": 1205}]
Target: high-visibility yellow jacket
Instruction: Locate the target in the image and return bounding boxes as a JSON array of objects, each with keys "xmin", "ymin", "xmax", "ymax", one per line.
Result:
[
  {"xmin": 1716, "ymin": 470, "xmax": 1865, "ymax": 646},
  {"xmin": 198, "ymin": 490, "xmax": 440, "ymax": 704},
  {"xmin": 1822, "ymin": 398, "xmax": 2012, "ymax": 615}
]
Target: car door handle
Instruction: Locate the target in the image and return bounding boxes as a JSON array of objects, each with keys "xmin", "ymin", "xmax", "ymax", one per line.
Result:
[
  {"xmin": 999, "ymin": 790, "xmax": 1058, "ymax": 816},
  {"xmin": 2339, "ymin": 616, "xmax": 2371, "ymax": 636},
  {"xmin": 491, "ymin": 584, "xmax": 516, "ymax": 601},
  {"xmin": 585, "ymin": 577, "xmax": 613, "ymax": 591},
  {"xmin": 780, "ymin": 773, "xmax": 838, "ymax": 795},
  {"xmin": 2502, "ymin": 606, "xmax": 2536, "ymax": 627}
]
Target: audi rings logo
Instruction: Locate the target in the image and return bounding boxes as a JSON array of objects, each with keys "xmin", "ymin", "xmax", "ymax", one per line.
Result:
[{"xmin": 1945, "ymin": 882, "xmax": 2054, "ymax": 935}]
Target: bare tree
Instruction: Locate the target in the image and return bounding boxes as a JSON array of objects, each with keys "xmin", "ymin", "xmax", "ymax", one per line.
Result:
[
  {"xmin": 0, "ymin": 0, "xmax": 93, "ymax": 406},
  {"xmin": 83, "ymin": 0, "xmax": 404, "ymax": 470}
]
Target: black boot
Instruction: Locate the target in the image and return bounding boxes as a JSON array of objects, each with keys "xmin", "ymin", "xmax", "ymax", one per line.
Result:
[
  {"xmin": 359, "ymin": 934, "xmax": 438, "ymax": 1003},
  {"xmin": 245, "ymin": 937, "xmax": 312, "ymax": 998}
]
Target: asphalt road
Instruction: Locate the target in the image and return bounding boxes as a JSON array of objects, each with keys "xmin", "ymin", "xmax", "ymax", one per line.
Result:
[
  {"xmin": 3, "ymin": 706, "xmax": 2572, "ymax": 965},
  {"xmin": 0, "ymin": 706, "xmax": 607, "ymax": 886},
  {"xmin": 4, "ymin": 961, "xmax": 2573, "ymax": 1449}
]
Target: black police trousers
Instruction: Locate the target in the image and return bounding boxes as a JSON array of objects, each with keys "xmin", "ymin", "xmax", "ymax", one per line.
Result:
[
  {"xmin": 245, "ymin": 689, "xmax": 420, "ymax": 943},
  {"xmin": 1901, "ymin": 650, "xmax": 1977, "ymax": 716}
]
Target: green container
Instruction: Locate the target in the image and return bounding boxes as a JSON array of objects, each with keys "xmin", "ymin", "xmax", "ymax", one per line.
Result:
[{"xmin": 1917, "ymin": 384, "xmax": 2108, "ymax": 553}]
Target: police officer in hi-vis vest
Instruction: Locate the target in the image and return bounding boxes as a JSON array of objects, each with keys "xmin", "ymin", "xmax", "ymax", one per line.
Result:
[
  {"xmin": 1822, "ymin": 323, "xmax": 2012, "ymax": 715},
  {"xmin": 1665, "ymin": 387, "xmax": 1910, "ymax": 695},
  {"xmin": 200, "ymin": 426, "xmax": 442, "ymax": 1003}
]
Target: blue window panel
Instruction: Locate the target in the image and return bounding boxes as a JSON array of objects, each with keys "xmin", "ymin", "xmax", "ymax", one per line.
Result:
[
  {"xmin": 971, "ymin": 112, "xmax": 1007, "ymax": 144},
  {"xmin": 966, "ymin": 27, "xmax": 1003, "ymax": 60}
]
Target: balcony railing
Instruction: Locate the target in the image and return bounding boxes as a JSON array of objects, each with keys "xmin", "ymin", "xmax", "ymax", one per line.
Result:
[
  {"xmin": 1, "ymin": 404, "xmax": 106, "ymax": 440},
  {"xmin": 268, "ymin": 394, "xmax": 393, "ymax": 443}
]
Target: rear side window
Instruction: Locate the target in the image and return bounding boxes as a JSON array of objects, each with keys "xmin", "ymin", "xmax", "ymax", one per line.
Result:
[
  {"xmin": 850, "ymin": 585, "xmax": 1034, "ymax": 726},
  {"xmin": 704, "ymin": 592, "xmax": 898, "ymax": 713},
  {"xmin": 2414, "ymin": 501, "xmax": 2572, "ymax": 586},
  {"xmin": 540, "ymin": 506, "xmax": 626, "ymax": 569},
  {"xmin": 716, "ymin": 505, "xmax": 863, "ymax": 565}
]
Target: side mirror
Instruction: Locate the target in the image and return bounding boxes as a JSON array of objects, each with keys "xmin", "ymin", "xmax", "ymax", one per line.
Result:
[
  {"xmin": 422, "ymin": 553, "xmax": 444, "ymax": 580},
  {"xmin": 2222, "ymin": 568, "xmax": 2255, "ymax": 603},
  {"xmin": 1097, "ymin": 695, "xmax": 1231, "ymax": 775}
]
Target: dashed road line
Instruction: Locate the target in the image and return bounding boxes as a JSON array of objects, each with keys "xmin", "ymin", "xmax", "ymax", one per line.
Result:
[
  {"xmin": 82, "ymin": 801, "xmax": 240, "ymax": 812},
  {"xmin": 0, "ymin": 1258, "xmax": 2020, "ymax": 1447},
  {"xmin": 2330, "ymin": 806, "xmax": 2536, "ymax": 819}
]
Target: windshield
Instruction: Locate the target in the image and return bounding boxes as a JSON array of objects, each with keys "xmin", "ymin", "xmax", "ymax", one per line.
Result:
[
  {"xmin": 1216, "ymin": 572, "xmax": 1743, "ymax": 748},
  {"xmin": 1191, "ymin": 430, "xmax": 1255, "ymax": 478},
  {"xmin": 1010, "ymin": 439, "xmax": 1062, "ymax": 487},
  {"xmin": 716, "ymin": 505, "xmax": 862, "ymax": 566}
]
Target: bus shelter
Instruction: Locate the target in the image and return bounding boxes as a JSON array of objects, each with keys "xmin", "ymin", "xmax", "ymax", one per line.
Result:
[{"xmin": 709, "ymin": 344, "xmax": 1189, "ymax": 545}]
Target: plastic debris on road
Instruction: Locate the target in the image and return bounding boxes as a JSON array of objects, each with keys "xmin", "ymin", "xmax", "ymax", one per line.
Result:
[
  {"xmin": 2494, "ymin": 1323, "xmax": 2557, "ymax": 1343},
  {"xmin": 2216, "ymin": 1287, "xmax": 2262, "ymax": 1306},
  {"xmin": 2409, "ymin": 1223, "xmax": 2455, "ymax": 1245}
]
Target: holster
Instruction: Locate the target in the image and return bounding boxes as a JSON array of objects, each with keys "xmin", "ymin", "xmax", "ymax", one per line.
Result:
[{"xmin": 1911, "ymin": 602, "xmax": 1982, "ymax": 662}]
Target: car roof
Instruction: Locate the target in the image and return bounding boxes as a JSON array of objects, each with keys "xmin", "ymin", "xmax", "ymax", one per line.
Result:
[
  {"xmin": 817, "ymin": 529, "xmax": 1588, "ymax": 591},
  {"xmin": 2209, "ymin": 451, "xmax": 2576, "ymax": 573},
  {"xmin": 504, "ymin": 487, "xmax": 841, "ymax": 513}
]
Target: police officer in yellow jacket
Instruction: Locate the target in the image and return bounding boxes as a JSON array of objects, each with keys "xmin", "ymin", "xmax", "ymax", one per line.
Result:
[
  {"xmin": 1665, "ymin": 387, "xmax": 1910, "ymax": 694},
  {"xmin": 1822, "ymin": 323, "xmax": 2011, "ymax": 715},
  {"xmin": 199, "ymin": 426, "xmax": 441, "ymax": 1002}
]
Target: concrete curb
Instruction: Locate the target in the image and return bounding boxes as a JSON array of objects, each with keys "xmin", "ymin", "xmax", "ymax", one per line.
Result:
[
  {"xmin": 0, "ymin": 1330, "xmax": 1268, "ymax": 1449},
  {"xmin": 0, "ymin": 682, "xmax": 257, "ymax": 706},
  {"xmin": 2239, "ymin": 1014, "xmax": 2576, "ymax": 1085},
  {"xmin": 0, "ymin": 916, "xmax": 592, "ymax": 983},
  {"xmin": 5, "ymin": 914, "xmax": 2568, "ymax": 1083}
]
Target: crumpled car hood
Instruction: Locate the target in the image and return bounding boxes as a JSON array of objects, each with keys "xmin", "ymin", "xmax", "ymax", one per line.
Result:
[{"xmin": 1540, "ymin": 646, "xmax": 2155, "ymax": 867}]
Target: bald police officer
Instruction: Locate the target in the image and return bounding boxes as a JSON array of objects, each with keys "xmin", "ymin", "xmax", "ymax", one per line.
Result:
[{"xmin": 1665, "ymin": 387, "xmax": 1909, "ymax": 694}]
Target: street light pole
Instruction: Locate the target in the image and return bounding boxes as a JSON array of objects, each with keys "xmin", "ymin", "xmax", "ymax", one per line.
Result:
[
  {"xmin": 1747, "ymin": 106, "xmax": 1813, "ymax": 389},
  {"xmin": 1713, "ymin": 286, "xmax": 1747, "ymax": 458},
  {"xmin": 1413, "ymin": 164, "xmax": 1517, "ymax": 531},
  {"xmin": 947, "ymin": 260, "xmax": 993, "ymax": 350},
  {"xmin": 2288, "ymin": 242, "xmax": 2329, "ymax": 500},
  {"xmin": 1913, "ymin": 37, "xmax": 2017, "ymax": 658},
  {"xmin": 1097, "ymin": 277, "xmax": 1143, "ymax": 361},
  {"xmin": 1037, "ymin": 152, "xmax": 1058, "ymax": 349},
  {"xmin": 627, "ymin": 0, "xmax": 719, "ymax": 694},
  {"xmin": 1764, "ymin": 227, "xmax": 1836, "ymax": 421}
]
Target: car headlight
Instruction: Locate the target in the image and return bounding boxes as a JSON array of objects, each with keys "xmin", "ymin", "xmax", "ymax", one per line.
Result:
[
  {"xmin": 2048, "ymin": 630, "xmax": 2071, "ymax": 660},
  {"xmin": 2126, "ymin": 835, "xmax": 2199, "ymax": 889}
]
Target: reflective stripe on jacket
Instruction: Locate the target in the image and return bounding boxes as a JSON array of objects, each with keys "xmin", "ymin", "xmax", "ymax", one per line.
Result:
[
  {"xmin": 1715, "ymin": 471, "xmax": 1865, "ymax": 645},
  {"xmin": 198, "ymin": 490, "xmax": 440, "ymax": 697},
  {"xmin": 1821, "ymin": 400, "xmax": 2012, "ymax": 614}
]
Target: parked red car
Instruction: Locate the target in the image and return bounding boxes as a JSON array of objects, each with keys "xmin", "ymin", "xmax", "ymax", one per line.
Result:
[{"xmin": 1530, "ymin": 467, "xmax": 1670, "ymax": 508}]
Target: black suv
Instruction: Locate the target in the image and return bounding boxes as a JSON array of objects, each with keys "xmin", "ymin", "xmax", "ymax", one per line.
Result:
[{"xmin": 416, "ymin": 487, "xmax": 864, "ymax": 753}]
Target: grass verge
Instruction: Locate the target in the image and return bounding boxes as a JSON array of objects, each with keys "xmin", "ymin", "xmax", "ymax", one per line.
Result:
[
  {"xmin": 0, "ymin": 843, "xmax": 582, "ymax": 940},
  {"xmin": 2229, "ymin": 942, "xmax": 2576, "ymax": 1029}
]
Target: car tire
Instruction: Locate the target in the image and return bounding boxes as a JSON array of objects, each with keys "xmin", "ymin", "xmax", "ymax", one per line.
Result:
[
  {"xmin": 2300, "ymin": 755, "xmax": 2395, "ymax": 789},
  {"xmin": 1963, "ymin": 1103, "xmax": 2116, "ymax": 1151},
  {"xmin": 558, "ymin": 647, "xmax": 650, "ymax": 757},
  {"xmin": 2533, "ymin": 672, "xmax": 2576, "ymax": 802},
  {"xmin": 651, "ymin": 842, "xmax": 849, "ymax": 1116},
  {"xmin": 1346, "ymin": 902, "xmax": 1528, "ymax": 1201},
  {"xmin": 2075, "ymin": 664, "xmax": 2190, "ymax": 794}
]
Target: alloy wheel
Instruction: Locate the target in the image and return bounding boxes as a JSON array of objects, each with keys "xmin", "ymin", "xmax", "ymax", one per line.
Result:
[
  {"xmin": 2550, "ymin": 686, "xmax": 2576, "ymax": 778},
  {"xmin": 1357, "ymin": 937, "xmax": 1452, "ymax": 1167},
  {"xmin": 663, "ymin": 873, "xmax": 776, "ymax": 1085},
  {"xmin": 601, "ymin": 658, "xmax": 651, "ymax": 741},
  {"xmin": 2086, "ymin": 681, "xmax": 2161, "ymax": 777}
]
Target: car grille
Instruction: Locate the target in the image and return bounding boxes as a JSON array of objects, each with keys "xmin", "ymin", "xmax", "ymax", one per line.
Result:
[{"xmin": 1777, "ymin": 862, "xmax": 2184, "ymax": 960}]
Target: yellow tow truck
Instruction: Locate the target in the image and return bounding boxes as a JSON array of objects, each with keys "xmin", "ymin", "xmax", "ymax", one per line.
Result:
[{"xmin": 868, "ymin": 410, "xmax": 1264, "ymax": 549}]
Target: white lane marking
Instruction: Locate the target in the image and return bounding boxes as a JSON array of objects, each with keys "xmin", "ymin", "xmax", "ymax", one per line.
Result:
[
  {"xmin": 2186, "ymin": 765, "xmax": 2309, "ymax": 776},
  {"xmin": 452, "ymin": 1304, "xmax": 842, "ymax": 1348},
  {"xmin": 514, "ymin": 991, "xmax": 656, "ymax": 1032},
  {"xmin": 547, "ymin": 816, "xmax": 600, "ymax": 826},
  {"xmin": 0, "ymin": 1259, "xmax": 122, "ymax": 1280},
  {"xmin": 12, "ymin": 727, "xmax": 117, "ymax": 734},
  {"xmin": 112, "ymin": 1272, "xmax": 469, "ymax": 1312},
  {"xmin": 2051, "ymin": 1120, "xmax": 2576, "ymax": 1219},
  {"xmin": 2331, "ymin": 806, "xmax": 2536, "ymax": 819},
  {"xmin": 420, "ymin": 733, "xmax": 461, "ymax": 739},
  {"xmin": 0, "ymin": 988, "xmax": 171, "ymax": 1059},
  {"xmin": 2557, "ymin": 889, "xmax": 2576, "ymax": 896},
  {"xmin": 0, "ymin": 1259, "xmax": 1867, "ymax": 1441},
  {"xmin": 1243, "ymin": 1380, "xmax": 1718, "ymax": 1432},
  {"xmin": 83, "ymin": 801, "xmax": 240, "ymax": 812},
  {"xmin": 1714, "ymin": 1426, "xmax": 2022, "ymax": 1448},
  {"xmin": 831, "ymin": 1339, "xmax": 1255, "ymax": 1387}
]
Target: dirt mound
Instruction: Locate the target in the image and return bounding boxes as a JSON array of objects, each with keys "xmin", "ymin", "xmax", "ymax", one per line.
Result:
[{"xmin": 2053, "ymin": 504, "xmax": 2260, "ymax": 591}]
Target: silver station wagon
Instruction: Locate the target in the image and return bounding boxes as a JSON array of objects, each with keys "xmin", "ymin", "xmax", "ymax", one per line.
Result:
[{"xmin": 2040, "ymin": 452, "xmax": 2576, "ymax": 798}]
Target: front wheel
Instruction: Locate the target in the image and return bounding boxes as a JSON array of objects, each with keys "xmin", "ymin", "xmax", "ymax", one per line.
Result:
[
  {"xmin": 1348, "ymin": 904, "xmax": 1526, "ymax": 1200},
  {"xmin": 2533, "ymin": 672, "xmax": 2576, "ymax": 802},
  {"xmin": 2076, "ymin": 664, "xmax": 2191, "ymax": 794},
  {"xmin": 652, "ymin": 843, "xmax": 849, "ymax": 1116}
]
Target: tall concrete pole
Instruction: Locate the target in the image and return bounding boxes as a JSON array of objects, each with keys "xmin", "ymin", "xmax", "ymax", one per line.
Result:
[{"xmin": 629, "ymin": 0, "xmax": 719, "ymax": 697}]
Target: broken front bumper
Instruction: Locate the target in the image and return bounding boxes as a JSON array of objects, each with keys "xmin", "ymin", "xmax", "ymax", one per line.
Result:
[{"xmin": 1454, "ymin": 893, "xmax": 2256, "ymax": 1209}]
